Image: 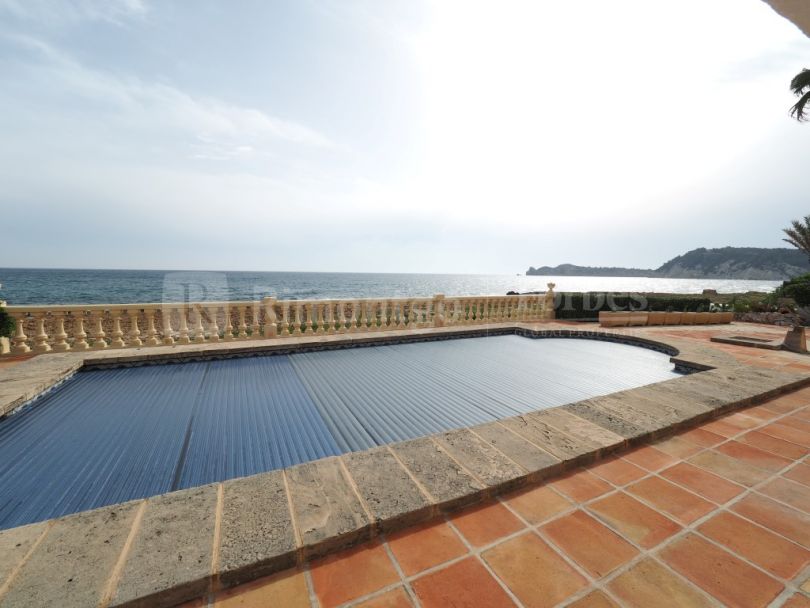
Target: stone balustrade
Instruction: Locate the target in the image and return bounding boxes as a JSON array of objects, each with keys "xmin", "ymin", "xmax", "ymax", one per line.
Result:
[{"xmin": 4, "ymin": 291, "xmax": 554, "ymax": 355}]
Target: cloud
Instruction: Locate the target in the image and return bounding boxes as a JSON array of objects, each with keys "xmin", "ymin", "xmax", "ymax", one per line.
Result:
[
  {"xmin": 1, "ymin": 33, "xmax": 333, "ymax": 154},
  {"xmin": 0, "ymin": 0, "xmax": 147, "ymax": 26}
]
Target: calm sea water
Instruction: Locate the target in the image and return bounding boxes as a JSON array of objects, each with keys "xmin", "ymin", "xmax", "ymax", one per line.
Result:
[{"xmin": 0, "ymin": 268, "xmax": 782, "ymax": 305}]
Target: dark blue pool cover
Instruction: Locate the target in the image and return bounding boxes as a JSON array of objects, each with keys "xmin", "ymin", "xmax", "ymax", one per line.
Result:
[{"xmin": 0, "ymin": 335, "xmax": 678, "ymax": 529}]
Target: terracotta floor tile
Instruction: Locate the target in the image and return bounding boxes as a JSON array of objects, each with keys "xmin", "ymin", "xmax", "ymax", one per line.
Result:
[
  {"xmin": 503, "ymin": 485, "xmax": 573, "ymax": 525},
  {"xmin": 738, "ymin": 430, "xmax": 808, "ymax": 460},
  {"xmin": 550, "ymin": 469, "xmax": 612, "ymax": 503},
  {"xmin": 687, "ymin": 450, "xmax": 771, "ymax": 487},
  {"xmin": 215, "ymin": 569, "xmax": 310, "ymax": 608},
  {"xmin": 310, "ymin": 540, "xmax": 400, "ymax": 608},
  {"xmin": 587, "ymin": 491, "xmax": 681, "ymax": 549},
  {"xmin": 698, "ymin": 511, "xmax": 810, "ymax": 579},
  {"xmin": 677, "ymin": 427, "xmax": 726, "ymax": 448},
  {"xmin": 786, "ymin": 417, "xmax": 810, "ymax": 435},
  {"xmin": 783, "ymin": 594, "xmax": 810, "ymax": 608},
  {"xmin": 651, "ymin": 436, "xmax": 703, "ymax": 459},
  {"xmin": 450, "ymin": 501, "xmax": 524, "ymax": 547},
  {"xmin": 353, "ymin": 587, "xmax": 414, "ymax": 608},
  {"xmin": 723, "ymin": 412, "xmax": 762, "ymax": 430},
  {"xmin": 483, "ymin": 532, "xmax": 587, "ymax": 608},
  {"xmin": 714, "ymin": 441, "xmax": 792, "ymax": 472},
  {"xmin": 760, "ymin": 395, "xmax": 808, "ymax": 414},
  {"xmin": 739, "ymin": 405, "xmax": 781, "ymax": 422},
  {"xmin": 759, "ymin": 423, "xmax": 810, "ymax": 448},
  {"xmin": 787, "ymin": 409, "xmax": 810, "ymax": 424},
  {"xmin": 566, "ymin": 590, "xmax": 620, "ymax": 608},
  {"xmin": 387, "ymin": 520, "xmax": 467, "ymax": 576},
  {"xmin": 588, "ymin": 457, "xmax": 647, "ymax": 486},
  {"xmin": 542, "ymin": 510, "xmax": 637, "ymax": 577},
  {"xmin": 608, "ymin": 558, "xmax": 715, "ymax": 608},
  {"xmin": 411, "ymin": 557, "xmax": 515, "ymax": 608},
  {"xmin": 660, "ymin": 462, "xmax": 744, "ymax": 504},
  {"xmin": 784, "ymin": 463, "xmax": 810, "ymax": 488},
  {"xmin": 732, "ymin": 494, "xmax": 810, "ymax": 549},
  {"xmin": 660, "ymin": 533, "xmax": 783, "ymax": 608},
  {"xmin": 621, "ymin": 445, "xmax": 679, "ymax": 471},
  {"xmin": 626, "ymin": 476, "xmax": 714, "ymax": 524},
  {"xmin": 790, "ymin": 407, "xmax": 810, "ymax": 423},
  {"xmin": 758, "ymin": 477, "xmax": 810, "ymax": 514},
  {"xmin": 699, "ymin": 418, "xmax": 744, "ymax": 438}
]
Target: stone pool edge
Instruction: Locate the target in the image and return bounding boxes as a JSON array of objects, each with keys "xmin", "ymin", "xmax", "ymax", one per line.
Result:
[{"xmin": 0, "ymin": 324, "xmax": 807, "ymax": 607}]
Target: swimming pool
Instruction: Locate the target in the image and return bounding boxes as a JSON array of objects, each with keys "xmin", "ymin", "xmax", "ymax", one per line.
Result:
[{"xmin": 0, "ymin": 335, "xmax": 679, "ymax": 529}]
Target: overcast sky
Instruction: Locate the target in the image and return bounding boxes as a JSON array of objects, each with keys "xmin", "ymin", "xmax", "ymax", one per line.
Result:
[{"xmin": 1, "ymin": 0, "xmax": 809, "ymax": 273}]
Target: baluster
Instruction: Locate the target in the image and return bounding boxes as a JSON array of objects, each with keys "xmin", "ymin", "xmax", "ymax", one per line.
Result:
[
  {"xmin": 126, "ymin": 310, "xmax": 142, "ymax": 347},
  {"xmin": 208, "ymin": 306, "xmax": 220, "ymax": 343},
  {"xmin": 293, "ymin": 304, "xmax": 302, "ymax": 335},
  {"xmin": 378, "ymin": 301, "xmax": 387, "ymax": 330},
  {"xmin": 370, "ymin": 300, "xmax": 379, "ymax": 331},
  {"xmin": 468, "ymin": 300, "xmax": 477, "ymax": 324},
  {"xmin": 144, "ymin": 309, "xmax": 159, "ymax": 346},
  {"xmin": 338, "ymin": 301, "xmax": 348, "ymax": 334},
  {"xmin": 192, "ymin": 307, "xmax": 206, "ymax": 344},
  {"xmin": 91, "ymin": 311, "xmax": 108, "ymax": 349},
  {"xmin": 250, "ymin": 305, "xmax": 261, "ymax": 338},
  {"xmin": 407, "ymin": 301, "xmax": 416, "ymax": 327},
  {"xmin": 32, "ymin": 313, "xmax": 52, "ymax": 352},
  {"xmin": 237, "ymin": 306, "xmax": 248, "ymax": 339},
  {"xmin": 316, "ymin": 302, "xmax": 326, "ymax": 334},
  {"xmin": 300, "ymin": 303, "xmax": 310, "ymax": 333},
  {"xmin": 263, "ymin": 297, "xmax": 277, "ymax": 338},
  {"xmin": 49, "ymin": 312, "xmax": 70, "ymax": 351},
  {"xmin": 72, "ymin": 311, "xmax": 89, "ymax": 350},
  {"xmin": 394, "ymin": 301, "xmax": 401, "ymax": 329},
  {"xmin": 10, "ymin": 314, "xmax": 30, "ymax": 354},
  {"xmin": 361, "ymin": 301, "xmax": 371, "ymax": 331},
  {"xmin": 223, "ymin": 306, "xmax": 235, "ymax": 342},
  {"xmin": 279, "ymin": 302, "xmax": 290, "ymax": 336},
  {"xmin": 347, "ymin": 302, "xmax": 358, "ymax": 333},
  {"xmin": 110, "ymin": 310, "xmax": 126, "ymax": 348},
  {"xmin": 176, "ymin": 306, "xmax": 191, "ymax": 344},
  {"xmin": 324, "ymin": 302, "xmax": 336, "ymax": 334},
  {"xmin": 162, "ymin": 308, "xmax": 175, "ymax": 345}
]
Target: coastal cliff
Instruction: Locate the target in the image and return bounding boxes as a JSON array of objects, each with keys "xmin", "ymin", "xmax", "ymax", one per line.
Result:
[{"xmin": 527, "ymin": 247, "xmax": 810, "ymax": 280}]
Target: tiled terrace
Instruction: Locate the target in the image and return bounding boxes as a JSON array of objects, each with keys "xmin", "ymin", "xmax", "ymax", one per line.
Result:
[
  {"xmin": 175, "ymin": 322, "xmax": 810, "ymax": 608},
  {"xmin": 195, "ymin": 386, "xmax": 810, "ymax": 608},
  {"xmin": 1, "ymin": 320, "xmax": 809, "ymax": 607}
]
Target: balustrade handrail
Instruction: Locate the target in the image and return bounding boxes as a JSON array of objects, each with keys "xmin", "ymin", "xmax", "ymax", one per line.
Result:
[{"xmin": 4, "ymin": 287, "xmax": 556, "ymax": 356}]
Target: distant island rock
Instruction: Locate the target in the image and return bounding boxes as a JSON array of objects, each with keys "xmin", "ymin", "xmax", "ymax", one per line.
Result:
[{"xmin": 527, "ymin": 247, "xmax": 810, "ymax": 280}]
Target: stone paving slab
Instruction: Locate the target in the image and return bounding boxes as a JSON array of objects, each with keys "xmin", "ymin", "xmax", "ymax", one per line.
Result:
[
  {"xmin": 0, "ymin": 324, "xmax": 809, "ymax": 606},
  {"xmin": 469, "ymin": 422, "xmax": 562, "ymax": 474},
  {"xmin": 1, "ymin": 502, "xmax": 140, "ymax": 608},
  {"xmin": 218, "ymin": 471, "xmax": 297, "ymax": 587},
  {"xmin": 433, "ymin": 428, "xmax": 527, "ymax": 490},
  {"xmin": 389, "ymin": 437, "xmax": 485, "ymax": 509},
  {"xmin": 341, "ymin": 447, "xmax": 432, "ymax": 532},
  {"xmin": 112, "ymin": 485, "xmax": 218, "ymax": 608},
  {"xmin": 285, "ymin": 457, "xmax": 371, "ymax": 557}
]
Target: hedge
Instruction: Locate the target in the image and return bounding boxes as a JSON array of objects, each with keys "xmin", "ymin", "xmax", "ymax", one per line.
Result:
[
  {"xmin": 553, "ymin": 293, "xmax": 711, "ymax": 320},
  {"xmin": 0, "ymin": 307, "xmax": 14, "ymax": 338}
]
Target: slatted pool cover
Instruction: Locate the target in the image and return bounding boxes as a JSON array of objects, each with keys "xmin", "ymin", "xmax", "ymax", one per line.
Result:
[{"xmin": 0, "ymin": 335, "xmax": 678, "ymax": 529}]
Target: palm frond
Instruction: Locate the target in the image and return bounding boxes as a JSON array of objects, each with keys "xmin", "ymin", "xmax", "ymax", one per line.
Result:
[
  {"xmin": 790, "ymin": 91, "xmax": 810, "ymax": 122},
  {"xmin": 790, "ymin": 68, "xmax": 810, "ymax": 96}
]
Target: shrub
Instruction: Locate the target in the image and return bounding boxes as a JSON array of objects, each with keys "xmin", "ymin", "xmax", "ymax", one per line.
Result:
[
  {"xmin": 0, "ymin": 307, "xmax": 14, "ymax": 338},
  {"xmin": 553, "ymin": 293, "xmax": 711, "ymax": 320},
  {"xmin": 776, "ymin": 273, "xmax": 810, "ymax": 308}
]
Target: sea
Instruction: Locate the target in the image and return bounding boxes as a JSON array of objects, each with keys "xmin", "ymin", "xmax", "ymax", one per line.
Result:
[{"xmin": 0, "ymin": 268, "xmax": 784, "ymax": 306}]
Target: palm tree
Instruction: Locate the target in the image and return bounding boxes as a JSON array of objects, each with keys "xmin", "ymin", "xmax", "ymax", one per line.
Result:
[
  {"xmin": 783, "ymin": 216, "xmax": 810, "ymax": 262},
  {"xmin": 790, "ymin": 68, "xmax": 810, "ymax": 121}
]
